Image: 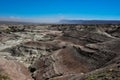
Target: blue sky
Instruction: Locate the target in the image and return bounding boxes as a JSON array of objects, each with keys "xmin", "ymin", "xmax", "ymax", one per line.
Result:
[{"xmin": 0, "ymin": 0, "xmax": 120, "ymax": 22}]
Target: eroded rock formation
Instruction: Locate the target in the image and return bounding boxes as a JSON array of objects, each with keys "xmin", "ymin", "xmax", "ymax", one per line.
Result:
[{"xmin": 0, "ymin": 24, "xmax": 120, "ymax": 80}]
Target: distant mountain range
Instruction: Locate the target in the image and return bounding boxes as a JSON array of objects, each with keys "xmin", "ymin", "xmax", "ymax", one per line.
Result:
[
  {"xmin": 0, "ymin": 20, "xmax": 120, "ymax": 24},
  {"xmin": 59, "ymin": 20, "xmax": 120, "ymax": 24}
]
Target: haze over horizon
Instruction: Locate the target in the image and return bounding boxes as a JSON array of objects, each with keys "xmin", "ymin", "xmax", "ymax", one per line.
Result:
[{"xmin": 0, "ymin": 0, "xmax": 120, "ymax": 23}]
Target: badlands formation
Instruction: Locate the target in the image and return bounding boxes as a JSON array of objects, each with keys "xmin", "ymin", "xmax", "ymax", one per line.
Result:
[{"xmin": 0, "ymin": 24, "xmax": 120, "ymax": 80}]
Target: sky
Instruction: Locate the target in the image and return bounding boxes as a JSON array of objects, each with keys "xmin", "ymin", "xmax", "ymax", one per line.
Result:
[{"xmin": 0, "ymin": 0, "xmax": 120, "ymax": 23}]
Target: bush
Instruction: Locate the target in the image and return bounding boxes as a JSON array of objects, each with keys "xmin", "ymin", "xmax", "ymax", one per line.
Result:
[{"xmin": 0, "ymin": 74, "xmax": 11, "ymax": 80}]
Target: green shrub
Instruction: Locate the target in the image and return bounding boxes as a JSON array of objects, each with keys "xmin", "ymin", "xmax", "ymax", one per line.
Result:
[{"xmin": 0, "ymin": 74, "xmax": 11, "ymax": 80}]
